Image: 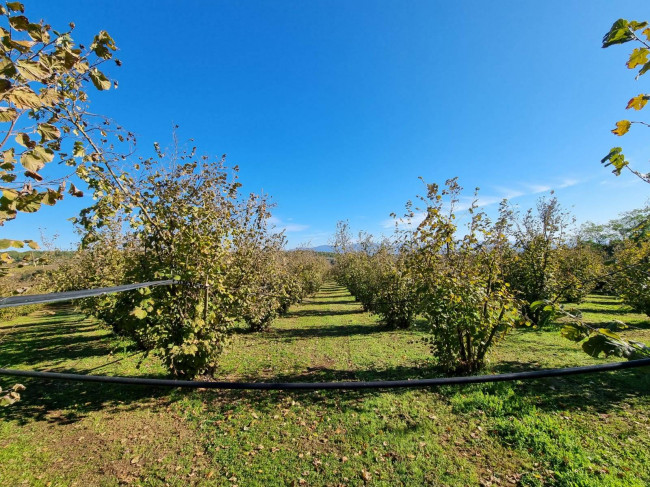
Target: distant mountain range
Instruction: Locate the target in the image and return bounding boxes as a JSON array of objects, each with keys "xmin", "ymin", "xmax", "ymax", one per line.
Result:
[
  {"xmin": 294, "ymin": 244, "xmax": 365, "ymax": 253},
  {"xmin": 310, "ymin": 245, "xmax": 335, "ymax": 253}
]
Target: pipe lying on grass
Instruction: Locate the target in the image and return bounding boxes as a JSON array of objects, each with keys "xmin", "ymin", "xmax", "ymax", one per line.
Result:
[{"xmin": 0, "ymin": 358, "xmax": 648, "ymax": 390}]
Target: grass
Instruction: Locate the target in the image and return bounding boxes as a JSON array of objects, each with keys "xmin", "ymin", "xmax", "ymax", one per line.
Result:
[{"xmin": 1, "ymin": 284, "xmax": 649, "ymax": 486}]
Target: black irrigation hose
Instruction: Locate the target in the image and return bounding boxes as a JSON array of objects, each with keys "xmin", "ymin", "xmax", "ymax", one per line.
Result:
[{"xmin": 1, "ymin": 358, "xmax": 649, "ymax": 390}]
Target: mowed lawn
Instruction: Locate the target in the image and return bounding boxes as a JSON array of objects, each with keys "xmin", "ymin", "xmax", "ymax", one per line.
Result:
[{"xmin": 1, "ymin": 283, "xmax": 649, "ymax": 486}]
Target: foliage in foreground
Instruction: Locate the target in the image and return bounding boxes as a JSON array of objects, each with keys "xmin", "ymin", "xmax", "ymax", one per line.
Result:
[
  {"xmin": 532, "ymin": 299, "xmax": 650, "ymax": 361},
  {"xmin": 600, "ymin": 18, "xmax": 650, "ymax": 183},
  {"xmin": 0, "ymin": 1, "xmax": 120, "ymax": 226}
]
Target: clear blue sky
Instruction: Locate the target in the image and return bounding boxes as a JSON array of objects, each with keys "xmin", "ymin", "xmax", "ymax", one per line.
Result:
[{"xmin": 5, "ymin": 0, "xmax": 650, "ymax": 248}]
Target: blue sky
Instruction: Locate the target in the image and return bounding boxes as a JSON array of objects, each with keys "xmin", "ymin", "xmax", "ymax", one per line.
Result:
[{"xmin": 5, "ymin": 0, "xmax": 650, "ymax": 248}]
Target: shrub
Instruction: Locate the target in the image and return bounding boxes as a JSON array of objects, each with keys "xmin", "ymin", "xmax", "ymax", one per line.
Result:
[
  {"xmin": 369, "ymin": 243, "xmax": 418, "ymax": 329},
  {"xmin": 66, "ymin": 149, "xmax": 280, "ymax": 377},
  {"xmin": 555, "ymin": 244, "xmax": 606, "ymax": 303},
  {"xmin": 404, "ymin": 180, "xmax": 522, "ymax": 374},
  {"xmin": 611, "ymin": 240, "xmax": 650, "ymax": 315},
  {"xmin": 506, "ymin": 196, "xmax": 574, "ymax": 322}
]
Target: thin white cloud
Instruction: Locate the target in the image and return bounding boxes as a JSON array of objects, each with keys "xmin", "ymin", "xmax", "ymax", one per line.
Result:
[
  {"xmin": 268, "ymin": 216, "xmax": 309, "ymax": 233},
  {"xmin": 599, "ymin": 176, "xmax": 642, "ymax": 188},
  {"xmin": 493, "ymin": 186, "xmax": 525, "ymax": 199},
  {"xmin": 558, "ymin": 178, "xmax": 579, "ymax": 189},
  {"xmin": 526, "ymin": 183, "xmax": 552, "ymax": 193},
  {"xmin": 284, "ymin": 223, "xmax": 310, "ymax": 232}
]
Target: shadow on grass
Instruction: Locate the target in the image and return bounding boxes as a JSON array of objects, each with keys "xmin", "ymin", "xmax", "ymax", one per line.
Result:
[
  {"xmin": 309, "ymin": 299, "xmax": 358, "ymax": 305},
  {"xmin": 0, "ymin": 377, "xmax": 174, "ymax": 426},
  {"xmin": 578, "ymin": 307, "xmax": 639, "ymax": 316},
  {"xmin": 584, "ymin": 299, "xmax": 625, "ymax": 306},
  {"xmin": 285, "ymin": 309, "xmax": 365, "ymax": 318},
  {"xmin": 305, "ymin": 293, "xmax": 350, "ymax": 302},
  {"xmin": 194, "ymin": 361, "xmax": 650, "ymax": 422},
  {"xmin": 268, "ymin": 322, "xmax": 391, "ymax": 340},
  {"xmin": 0, "ymin": 316, "xmax": 134, "ymax": 369},
  {"xmin": 0, "ymin": 305, "xmax": 171, "ymax": 426},
  {"xmin": 484, "ymin": 359, "xmax": 650, "ymax": 413}
]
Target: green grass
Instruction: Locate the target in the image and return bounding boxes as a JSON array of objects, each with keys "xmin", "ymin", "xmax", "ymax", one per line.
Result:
[{"xmin": 1, "ymin": 285, "xmax": 649, "ymax": 486}]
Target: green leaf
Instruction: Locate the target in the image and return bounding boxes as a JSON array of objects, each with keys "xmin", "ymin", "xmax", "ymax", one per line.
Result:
[
  {"xmin": 597, "ymin": 327, "xmax": 622, "ymax": 340},
  {"xmin": 91, "ymin": 31, "xmax": 117, "ymax": 60},
  {"xmin": 561, "ymin": 324, "xmax": 587, "ymax": 342},
  {"xmin": 2, "ymin": 189, "xmax": 17, "ymax": 200},
  {"xmin": 638, "ymin": 62, "xmax": 650, "ymax": 79},
  {"xmin": 629, "ymin": 21, "xmax": 649, "ymax": 31},
  {"xmin": 4, "ymin": 38, "xmax": 34, "ymax": 53},
  {"xmin": 611, "ymin": 120, "xmax": 631, "ymax": 136},
  {"xmin": 601, "ymin": 147, "xmax": 629, "ymax": 175},
  {"xmin": 529, "ymin": 300, "xmax": 547, "ymax": 311},
  {"xmin": 602, "ymin": 19, "xmax": 634, "ymax": 48},
  {"xmin": 89, "ymin": 68, "xmax": 111, "ymax": 91},
  {"xmin": 582, "ymin": 334, "xmax": 635, "ymax": 358},
  {"xmin": 627, "ymin": 48, "xmax": 649, "ymax": 69},
  {"xmin": 15, "ymin": 193, "xmax": 42, "ymax": 213},
  {"xmin": 582, "ymin": 334, "xmax": 607, "ymax": 357}
]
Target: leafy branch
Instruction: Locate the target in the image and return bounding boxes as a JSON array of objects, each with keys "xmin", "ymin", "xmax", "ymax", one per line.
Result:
[{"xmin": 600, "ymin": 19, "xmax": 650, "ymax": 182}]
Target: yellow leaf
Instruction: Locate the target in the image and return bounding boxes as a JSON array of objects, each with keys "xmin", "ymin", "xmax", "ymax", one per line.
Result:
[
  {"xmin": 611, "ymin": 120, "xmax": 631, "ymax": 136},
  {"xmin": 16, "ymin": 60, "xmax": 50, "ymax": 81},
  {"xmin": 8, "ymin": 87, "xmax": 41, "ymax": 109},
  {"xmin": 644, "ymin": 27, "xmax": 650, "ymax": 42},
  {"xmin": 0, "ymin": 107, "xmax": 17, "ymax": 122},
  {"xmin": 626, "ymin": 94, "xmax": 649, "ymax": 110},
  {"xmin": 627, "ymin": 48, "xmax": 649, "ymax": 69},
  {"xmin": 24, "ymin": 240, "xmax": 39, "ymax": 250}
]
